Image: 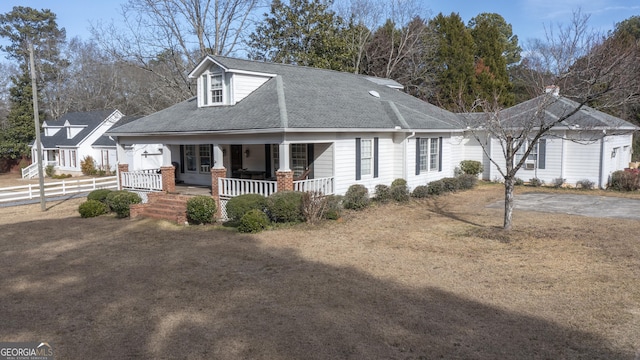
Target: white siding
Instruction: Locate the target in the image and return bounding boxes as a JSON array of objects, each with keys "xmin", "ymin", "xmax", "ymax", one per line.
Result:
[
  {"xmin": 233, "ymin": 73, "xmax": 271, "ymax": 103},
  {"xmin": 313, "ymin": 143, "xmax": 333, "ymax": 178},
  {"xmin": 405, "ymin": 133, "xmax": 457, "ymax": 190}
]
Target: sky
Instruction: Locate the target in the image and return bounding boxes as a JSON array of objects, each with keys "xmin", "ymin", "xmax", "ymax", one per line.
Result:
[{"xmin": 0, "ymin": 0, "xmax": 638, "ymax": 51}]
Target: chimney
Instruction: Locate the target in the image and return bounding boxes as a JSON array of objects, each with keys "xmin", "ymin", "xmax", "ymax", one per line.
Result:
[{"xmin": 545, "ymin": 85, "xmax": 560, "ymax": 97}]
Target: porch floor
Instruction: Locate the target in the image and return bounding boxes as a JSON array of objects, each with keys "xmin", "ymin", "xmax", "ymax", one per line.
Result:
[{"xmin": 174, "ymin": 183, "xmax": 212, "ymax": 196}]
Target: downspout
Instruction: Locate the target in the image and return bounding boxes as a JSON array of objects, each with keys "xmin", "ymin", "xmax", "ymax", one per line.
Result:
[
  {"xmin": 404, "ymin": 131, "xmax": 416, "ymax": 180},
  {"xmin": 599, "ymin": 131, "xmax": 606, "ymax": 189},
  {"xmin": 560, "ymin": 131, "xmax": 566, "ymax": 180}
]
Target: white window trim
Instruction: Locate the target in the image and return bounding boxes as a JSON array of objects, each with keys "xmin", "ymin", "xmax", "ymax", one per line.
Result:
[
  {"xmin": 199, "ymin": 70, "xmax": 227, "ymax": 107},
  {"xmin": 360, "ymin": 139, "xmax": 373, "ymax": 177},
  {"xmin": 429, "ymin": 137, "xmax": 439, "ymax": 171}
]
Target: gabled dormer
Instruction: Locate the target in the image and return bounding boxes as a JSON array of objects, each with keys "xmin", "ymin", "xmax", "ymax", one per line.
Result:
[
  {"xmin": 189, "ymin": 55, "xmax": 276, "ymax": 108},
  {"xmin": 64, "ymin": 120, "xmax": 87, "ymax": 139},
  {"xmin": 42, "ymin": 121, "xmax": 62, "ymax": 137}
]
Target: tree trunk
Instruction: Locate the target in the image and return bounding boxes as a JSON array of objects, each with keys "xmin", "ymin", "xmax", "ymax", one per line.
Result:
[{"xmin": 503, "ymin": 177, "xmax": 514, "ymax": 231}]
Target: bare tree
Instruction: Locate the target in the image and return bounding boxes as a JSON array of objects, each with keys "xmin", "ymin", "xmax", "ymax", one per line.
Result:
[
  {"xmin": 91, "ymin": 0, "xmax": 262, "ymax": 101},
  {"xmin": 462, "ymin": 10, "xmax": 640, "ymax": 231}
]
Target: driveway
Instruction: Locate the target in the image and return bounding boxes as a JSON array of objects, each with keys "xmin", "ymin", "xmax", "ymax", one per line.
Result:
[{"xmin": 488, "ymin": 192, "xmax": 640, "ymax": 220}]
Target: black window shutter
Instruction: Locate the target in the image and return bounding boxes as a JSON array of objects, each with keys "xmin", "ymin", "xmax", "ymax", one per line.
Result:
[
  {"xmin": 307, "ymin": 144, "xmax": 314, "ymax": 178},
  {"xmin": 264, "ymin": 144, "xmax": 271, "ymax": 176},
  {"xmin": 438, "ymin": 137, "xmax": 443, "ymax": 172},
  {"xmin": 538, "ymin": 139, "xmax": 546, "ymax": 169},
  {"xmin": 179, "ymin": 145, "xmax": 185, "ymax": 173},
  {"xmin": 373, "ymin": 137, "xmax": 379, "ymax": 178},
  {"xmin": 355, "ymin": 138, "xmax": 361, "ymax": 180},
  {"xmin": 415, "ymin": 137, "xmax": 421, "ymax": 175}
]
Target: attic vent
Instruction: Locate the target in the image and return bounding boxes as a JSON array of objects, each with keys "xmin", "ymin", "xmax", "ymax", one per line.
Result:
[{"xmin": 368, "ymin": 90, "xmax": 380, "ymax": 98}]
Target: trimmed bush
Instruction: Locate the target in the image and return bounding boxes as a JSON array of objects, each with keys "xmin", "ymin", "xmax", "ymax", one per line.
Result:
[
  {"xmin": 609, "ymin": 170, "xmax": 640, "ymax": 191},
  {"xmin": 529, "ymin": 178, "xmax": 544, "ymax": 187},
  {"xmin": 105, "ymin": 190, "xmax": 142, "ymax": 218},
  {"xmin": 374, "ymin": 184, "xmax": 391, "ymax": 203},
  {"xmin": 457, "ymin": 174, "xmax": 478, "ymax": 190},
  {"xmin": 576, "ymin": 179, "xmax": 595, "ymax": 190},
  {"xmin": 186, "ymin": 195, "xmax": 217, "ymax": 224},
  {"xmin": 78, "ymin": 200, "xmax": 109, "ymax": 218},
  {"xmin": 551, "ymin": 177, "xmax": 565, "ymax": 188},
  {"xmin": 343, "ymin": 184, "xmax": 370, "ymax": 210},
  {"xmin": 45, "ymin": 164, "xmax": 55, "ymax": 178},
  {"xmin": 266, "ymin": 191, "xmax": 304, "ymax": 223},
  {"xmin": 323, "ymin": 195, "xmax": 343, "ymax": 220},
  {"xmin": 226, "ymin": 193, "xmax": 268, "ymax": 222},
  {"xmin": 459, "ymin": 160, "xmax": 483, "ymax": 176},
  {"xmin": 427, "ymin": 180, "xmax": 446, "ymax": 196},
  {"xmin": 411, "ymin": 185, "xmax": 429, "ymax": 198},
  {"xmin": 81, "ymin": 156, "xmax": 97, "ymax": 176},
  {"xmin": 390, "ymin": 183, "xmax": 410, "ymax": 202},
  {"xmin": 87, "ymin": 189, "xmax": 113, "ymax": 203},
  {"xmin": 514, "ymin": 177, "xmax": 525, "ymax": 186},
  {"xmin": 237, "ymin": 209, "xmax": 270, "ymax": 233},
  {"xmin": 391, "ymin": 178, "xmax": 407, "ymax": 187},
  {"xmin": 441, "ymin": 177, "xmax": 460, "ymax": 192}
]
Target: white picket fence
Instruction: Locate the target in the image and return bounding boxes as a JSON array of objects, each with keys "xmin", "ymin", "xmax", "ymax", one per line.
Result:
[
  {"xmin": 0, "ymin": 176, "xmax": 118, "ymax": 203},
  {"xmin": 21, "ymin": 161, "xmax": 57, "ymax": 179}
]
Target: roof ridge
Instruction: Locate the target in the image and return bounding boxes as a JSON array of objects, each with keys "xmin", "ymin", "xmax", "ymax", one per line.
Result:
[{"xmin": 276, "ymin": 75, "xmax": 288, "ymax": 129}]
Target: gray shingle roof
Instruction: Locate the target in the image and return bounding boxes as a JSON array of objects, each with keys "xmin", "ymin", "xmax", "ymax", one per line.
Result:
[
  {"xmin": 92, "ymin": 116, "xmax": 143, "ymax": 146},
  {"xmin": 108, "ymin": 56, "xmax": 462, "ymax": 135},
  {"xmin": 40, "ymin": 110, "xmax": 117, "ymax": 148}
]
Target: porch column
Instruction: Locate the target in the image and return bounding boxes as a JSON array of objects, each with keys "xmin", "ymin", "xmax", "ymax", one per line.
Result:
[
  {"xmin": 211, "ymin": 167, "xmax": 226, "ymax": 218},
  {"xmin": 276, "ymin": 170, "xmax": 294, "ymax": 192},
  {"xmin": 117, "ymin": 164, "xmax": 128, "ymax": 190},
  {"xmin": 213, "ymin": 144, "xmax": 224, "ymax": 168},
  {"xmin": 161, "ymin": 145, "xmax": 172, "ymax": 166},
  {"xmin": 278, "ymin": 142, "xmax": 291, "ymax": 171},
  {"xmin": 161, "ymin": 165, "xmax": 175, "ymax": 193}
]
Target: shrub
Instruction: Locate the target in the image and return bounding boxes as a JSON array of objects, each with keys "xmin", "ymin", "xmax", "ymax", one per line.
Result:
[
  {"xmin": 514, "ymin": 177, "xmax": 525, "ymax": 186},
  {"xmin": 226, "ymin": 194, "xmax": 267, "ymax": 222},
  {"xmin": 87, "ymin": 189, "xmax": 113, "ymax": 203},
  {"xmin": 427, "ymin": 180, "xmax": 446, "ymax": 196},
  {"xmin": 609, "ymin": 170, "xmax": 640, "ymax": 191},
  {"xmin": 411, "ymin": 185, "xmax": 430, "ymax": 198},
  {"xmin": 529, "ymin": 178, "xmax": 544, "ymax": 187},
  {"xmin": 237, "ymin": 209, "xmax": 270, "ymax": 233},
  {"xmin": 459, "ymin": 160, "xmax": 483, "ymax": 176},
  {"xmin": 105, "ymin": 190, "xmax": 142, "ymax": 218},
  {"xmin": 441, "ymin": 177, "xmax": 460, "ymax": 192},
  {"xmin": 78, "ymin": 200, "xmax": 109, "ymax": 218},
  {"xmin": 266, "ymin": 191, "xmax": 304, "ymax": 223},
  {"xmin": 374, "ymin": 184, "xmax": 391, "ymax": 203},
  {"xmin": 301, "ymin": 191, "xmax": 328, "ymax": 224},
  {"xmin": 45, "ymin": 165, "xmax": 55, "ymax": 178},
  {"xmin": 576, "ymin": 179, "xmax": 595, "ymax": 190},
  {"xmin": 551, "ymin": 177, "xmax": 565, "ymax": 188},
  {"xmin": 390, "ymin": 183, "xmax": 410, "ymax": 202},
  {"xmin": 343, "ymin": 184, "xmax": 370, "ymax": 210},
  {"xmin": 323, "ymin": 195, "xmax": 343, "ymax": 220},
  {"xmin": 80, "ymin": 156, "xmax": 97, "ymax": 176},
  {"xmin": 457, "ymin": 174, "xmax": 478, "ymax": 190},
  {"xmin": 186, "ymin": 195, "xmax": 217, "ymax": 224},
  {"xmin": 391, "ymin": 178, "xmax": 407, "ymax": 187}
]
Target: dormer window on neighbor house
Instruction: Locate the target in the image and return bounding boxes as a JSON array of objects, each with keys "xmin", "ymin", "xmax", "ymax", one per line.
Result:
[{"xmin": 200, "ymin": 70, "xmax": 227, "ymax": 106}]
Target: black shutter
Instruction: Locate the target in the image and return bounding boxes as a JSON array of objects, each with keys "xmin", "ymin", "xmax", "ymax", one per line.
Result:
[
  {"xmin": 179, "ymin": 145, "xmax": 185, "ymax": 173},
  {"xmin": 211, "ymin": 144, "xmax": 214, "ymax": 168},
  {"xmin": 307, "ymin": 144, "xmax": 314, "ymax": 178},
  {"xmin": 373, "ymin": 137, "xmax": 379, "ymax": 178},
  {"xmin": 355, "ymin": 138, "xmax": 361, "ymax": 180},
  {"xmin": 538, "ymin": 139, "xmax": 546, "ymax": 169},
  {"xmin": 265, "ymin": 144, "xmax": 271, "ymax": 177},
  {"xmin": 438, "ymin": 137, "xmax": 443, "ymax": 172},
  {"xmin": 415, "ymin": 137, "xmax": 421, "ymax": 175}
]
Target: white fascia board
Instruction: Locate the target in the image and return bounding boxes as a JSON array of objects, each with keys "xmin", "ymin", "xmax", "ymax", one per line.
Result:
[
  {"xmin": 226, "ymin": 68, "xmax": 277, "ymax": 78},
  {"xmin": 188, "ymin": 55, "xmax": 225, "ymax": 78}
]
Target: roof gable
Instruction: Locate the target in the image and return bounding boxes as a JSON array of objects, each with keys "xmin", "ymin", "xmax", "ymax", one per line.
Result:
[{"xmin": 39, "ymin": 109, "xmax": 122, "ymax": 148}]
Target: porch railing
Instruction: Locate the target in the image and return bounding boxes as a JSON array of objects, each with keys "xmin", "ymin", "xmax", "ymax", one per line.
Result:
[
  {"xmin": 21, "ymin": 161, "xmax": 57, "ymax": 179},
  {"xmin": 293, "ymin": 177, "xmax": 335, "ymax": 195},
  {"xmin": 121, "ymin": 169, "xmax": 163, "ymax": 191},
  {"xmin": 219, "ymin": 178, "xmax": 278, "ymax": 197}
]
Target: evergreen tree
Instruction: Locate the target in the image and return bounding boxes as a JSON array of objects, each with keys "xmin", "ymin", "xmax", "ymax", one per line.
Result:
[
  {"xmin": 0, "ymin": 72, "xmax": 41, "ymax": 159},
  {"xmin": 248, "ymin": 0, "xmax": 353, "ymax": 71},
  {"xmin": 430, "ymin": 13, "xmax": 476, "ymax": 110}
]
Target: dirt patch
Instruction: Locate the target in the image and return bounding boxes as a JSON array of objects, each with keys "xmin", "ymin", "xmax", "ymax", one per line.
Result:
[{"xmin": 0, "ymin": 184, "xmax": 639, "ymax": 359}]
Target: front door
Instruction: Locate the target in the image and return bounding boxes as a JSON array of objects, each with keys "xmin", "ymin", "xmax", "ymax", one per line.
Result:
[{"xmin": 230, "ymin": 145, "xmax": 243, "ymax": 176}]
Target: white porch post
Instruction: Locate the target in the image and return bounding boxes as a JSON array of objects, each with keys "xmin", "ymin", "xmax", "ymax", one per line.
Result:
[
  {"xmin": 213, "ymin": 144, "xmax": 224, "ymax": 168},
  {"xmin": 161, "ymin": 145, "xmax": 172, "ymax": 166},
  {"xmin": 279, "ymin": 142, "xmax": 291, "ymax": 171}
]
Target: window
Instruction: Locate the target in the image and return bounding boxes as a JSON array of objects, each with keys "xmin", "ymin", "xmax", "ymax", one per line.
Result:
[
  {"xmin": 272, "ymin": 144, "xmax": 280, "ymax": 171},
  {"xmin": 360, "ymin": 139, "xmax": 372, "ymax": 176},
  {"xmin": 70, "ymin": 150, "xmax": 77, "ymax": 168},
  {"xmin": 291, "ymin": 144, "xmax": 307, "ymax": 177},
  {"xmin": 199, "ymin": 144, "xmax": 211, "ymax": 173},
  {"xmin": 201, "ymin": 74, "xmax": 209, "ymax": 105},
  {"xmin": 211, "ymin": 74, "xmax": 223, "ymax": 103},
  {"xmin": 185, "ymin": 145, "xmax": 197, "ymax": 172},
  {"xmin": 419, "ymin": 139, "xmax": 428, "ymax": 171},
  {"xmin": 515, "ymin": 139, "xmax": 545, "ymax": 170},
  {"xmin": 101, "ymin": 150, "xmax": 110, "ymax": 170},
  {"xmin": 429, "ymin": 138, "xmax": 439, "ymax": 170},
  {"xmin": 60, "ymin": 149, "xmax": 65, "ymax": 166}
]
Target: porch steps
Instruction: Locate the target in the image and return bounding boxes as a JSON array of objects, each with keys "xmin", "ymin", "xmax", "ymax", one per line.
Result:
[{"xmin": 130, "ymin": 192, "xmax": 192, "ymax": 224}]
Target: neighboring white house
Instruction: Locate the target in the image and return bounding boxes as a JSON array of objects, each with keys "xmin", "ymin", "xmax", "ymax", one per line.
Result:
[{"xmin": 106, "ymin": 55, "xmax": 637, "ymax": 197}]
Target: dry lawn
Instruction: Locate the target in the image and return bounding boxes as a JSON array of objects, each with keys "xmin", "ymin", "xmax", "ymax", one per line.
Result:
[{"xmin": 0, "ymin": 182, "xmax": 639, "ymax": 359}]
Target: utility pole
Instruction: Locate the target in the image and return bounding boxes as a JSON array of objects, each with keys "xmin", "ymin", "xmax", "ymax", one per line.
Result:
[{"xmin": 30, "ymin": 43, "xmax": 46, "ymax": 211}]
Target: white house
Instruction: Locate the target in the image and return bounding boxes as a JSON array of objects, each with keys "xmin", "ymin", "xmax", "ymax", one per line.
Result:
[{"xmin": 105, "ymin": 55, "xmax": 636, "ymax": 205}]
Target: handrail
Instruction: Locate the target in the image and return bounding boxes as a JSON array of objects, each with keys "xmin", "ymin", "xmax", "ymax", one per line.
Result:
[
  {"xmin": 293, "ymin": 177, "xmax": 335, "ymax": 195},
  {"xmin": 219, "ymin": 178, "xmax": 278, "ymax": 197}
]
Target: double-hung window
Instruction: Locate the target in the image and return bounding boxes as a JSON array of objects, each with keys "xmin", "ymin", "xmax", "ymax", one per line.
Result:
[
  {"xmin": 429, "ymin": 138, "xmax": 439, "ymax": 170},
  {"xmin": 185, "ymin": 145, "xmax": 197, "ymax": 172},
  {"xmin": 360, "ymin": 139, "xmax": 372, "ymax": 176},
  {"xmin": 210, "ymin": 74, "xmax": 223, "ymax": 104},
  {"xmin": 416, "ymin": 137, "xmax": 441, "ymax": 174},
  {"xmin": 419, "ymin": 139, "xmax": 429, "ymax": 171},
  {"xmin": 291, "ymin": 144, "xmax": 307, "ymax": 177},
  {"xmin": 199, "ymin": 145, "xmax": 211, "ymax": 173}
]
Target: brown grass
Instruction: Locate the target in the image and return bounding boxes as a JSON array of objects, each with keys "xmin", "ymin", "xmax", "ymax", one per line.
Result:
[{"xmin": 0, "ymin": 182, "xmax": 639, "ymax": 359}]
